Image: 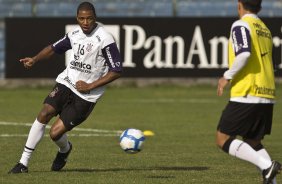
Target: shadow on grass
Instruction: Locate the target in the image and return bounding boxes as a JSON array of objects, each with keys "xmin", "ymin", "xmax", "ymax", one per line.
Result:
[{"xmin": 60, "ymin": 166, "xmax": 209, "ymax": 173}]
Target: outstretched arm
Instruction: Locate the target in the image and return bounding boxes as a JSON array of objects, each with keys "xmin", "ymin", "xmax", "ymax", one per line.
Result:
[{"xmin": 19, "ymin": 45, "xmax": 55, "ymax": 69}]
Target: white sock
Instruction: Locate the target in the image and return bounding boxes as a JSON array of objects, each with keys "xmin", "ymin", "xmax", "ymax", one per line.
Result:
[
  {"xmin": 19, "ymin": 119, "xmax": 46, "ymax": 167},
  {"xmin": 228, "ymin": 139, "xmax": 272, "ymax": 170},
  {"xmin": 257, "ymin": 149, "xmax": 277, "ymax": 184},
  {"xmin": 54, "ymin": 133, "xmax": 70, "ymax": 153}
]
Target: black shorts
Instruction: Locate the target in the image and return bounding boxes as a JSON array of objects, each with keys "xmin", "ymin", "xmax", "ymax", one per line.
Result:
[
  {"xmin": 44, "ymin": 83, "xmax": 95, "ymax": 130},
  {"xmin": 217, "ymin": 101, "xmax": 273, "ymax": 140}
]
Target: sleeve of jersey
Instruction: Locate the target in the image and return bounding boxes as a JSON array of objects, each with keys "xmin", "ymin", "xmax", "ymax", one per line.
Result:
[
  {"xmin": 101, "ymin": 42, "xmax": 122, "ymax": 72},
  {"xmin": 51, "ymin": 34, "xmax": 72, "ymax": 54},
  {"xmin": 223, "ymin": 25, "xmax": 252, "ymax": 80},
  {"xmin": 224, "ymin": 52, "xmax": 250, "ymax": 80},
  {"xmin": 231, "ymin": 25, "xmax": 251, "ymax": 56}
]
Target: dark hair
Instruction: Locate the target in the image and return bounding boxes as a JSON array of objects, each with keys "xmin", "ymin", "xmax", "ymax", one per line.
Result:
[
  {"xmin": 77, "ymin": 2, "xmax": 96, "ymax": 17},
  {"xmin": 239, "ymin": 0, "xmax": 262, "ymax": 13}
]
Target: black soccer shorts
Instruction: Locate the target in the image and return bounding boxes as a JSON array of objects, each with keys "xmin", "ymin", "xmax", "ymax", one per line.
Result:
[
  {"xmin": 44, "ymin": 83, "xmax": 95, "ymax": 130},
  {"xmin": 217, "ymin": 101, "xmax": 273, "ymax": 140}
]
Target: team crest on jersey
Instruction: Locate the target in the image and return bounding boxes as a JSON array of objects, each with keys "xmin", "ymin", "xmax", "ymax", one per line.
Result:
[
  {"xmin": 49, "ymin": 87, "xmax": 59, "ymax": 98},
  {"xmin": 86, "ymin": 43, "xmax": 93, "ymax": 52}
]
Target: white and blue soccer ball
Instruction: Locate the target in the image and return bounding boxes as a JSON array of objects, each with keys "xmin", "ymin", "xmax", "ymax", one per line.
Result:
[{"xmin": 119, "ymin": 128, "xmax": 145, "ymax": 153}]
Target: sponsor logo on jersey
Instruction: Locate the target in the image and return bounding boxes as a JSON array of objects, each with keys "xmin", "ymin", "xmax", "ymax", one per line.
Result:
[
  {"xmin": 115, "ymin": 62, "xmax": 121, "ymax": 67},
  {"xmin": 254, "ymin": 85, "xmax": 275, "ymax": 96},
  {"xmin": 240, "ymin": 27, "xmax": 248, "ymax": 48},
  {"xmin": 72, "ymin": 30, "xmax": 79, "ymax": 35},
  {"xmin": 96, "ymin": 35, "xmax": 101, "ymax": 42},
  {"xmin": 232, "ymin": 31, "xmax": 239, "ymax": 52},
  {"xmin": 70, "ymin": 60, "xmax": 92, "ymax": 73},
  {"xmin": 106, "ymin": 47, "xmax": 115, "ymax": 68},
  {"xmin": 64, "ymin": 76, "xmax": 76, "ymax": 89},
  {"xmin": 63, "ymin": 76, "xmax": 90, "ymax": 94},
  {"xmin": 253, "ymin": 23, "xmax": 272, "ymax": 39},
  {"xmin": 261, "ymin": 52, "xmax": 268, "ymax": 57}
]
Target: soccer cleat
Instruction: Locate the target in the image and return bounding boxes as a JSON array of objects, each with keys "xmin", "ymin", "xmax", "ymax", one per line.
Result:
[
  {"xmin": 262, "ymin": 160, "xmax": 281, "ymax": 184},
  {"xmin": 8, "ymin": 163, "xmax": 28, "ymax": 174},
  {"xmin": 51, "ymin": 142, "xmax": 72, "ymax": 171}
]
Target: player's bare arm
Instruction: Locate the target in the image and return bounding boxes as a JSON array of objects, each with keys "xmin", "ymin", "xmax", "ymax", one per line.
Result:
[
  {"xmin": 217, "ymin": 77, "xmax": 229, "ymax": 96},
  {"xmin": 76, "ymin": 71, "xmax": 121, "ymax": 93},
  {"xmin": 19, "ymin": 45, "xmax": 55, "ymax": 69}
]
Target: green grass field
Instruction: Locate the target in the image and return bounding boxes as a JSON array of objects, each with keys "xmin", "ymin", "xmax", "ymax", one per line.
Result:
[{"xmin": 0, "ymin": 84, "xmax": 281, "ymax": 184}]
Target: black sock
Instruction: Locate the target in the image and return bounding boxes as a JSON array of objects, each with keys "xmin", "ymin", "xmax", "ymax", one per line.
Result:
[
  {"xmin": 222, "ymin": 137, "xmax": 235, "ymax": 153},
  {"xmin": 253, "ymin": 143, "xmax": 264, "ymax": 151}
]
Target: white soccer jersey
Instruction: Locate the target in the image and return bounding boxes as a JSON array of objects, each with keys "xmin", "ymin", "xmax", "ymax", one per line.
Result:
[{"xmin": 52, "ymin": 24, "xmax": 122, "ymax": 103}]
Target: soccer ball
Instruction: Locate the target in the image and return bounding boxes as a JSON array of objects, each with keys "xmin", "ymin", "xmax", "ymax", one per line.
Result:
[{"xmin": 119, "ymin": 128, "xmax": 145, "ymax": 153}]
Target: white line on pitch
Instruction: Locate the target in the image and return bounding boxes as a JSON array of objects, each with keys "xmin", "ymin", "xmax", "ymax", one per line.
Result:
[
  {"xmin": 0, "ymin": 133, "xmax": 119, "ymax": 137},
  {"xmin": 117, "ymin": 98, "xmax": 217, "ymax": 103},
  {"xmin": 0, "ymin": 121, "xmax": 122, "ymax": 134}
]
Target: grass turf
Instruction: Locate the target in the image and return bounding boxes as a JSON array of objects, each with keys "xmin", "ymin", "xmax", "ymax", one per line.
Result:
[{"xmin": 0, "ymin": 84, "xmax": 281, "ymax": 184}]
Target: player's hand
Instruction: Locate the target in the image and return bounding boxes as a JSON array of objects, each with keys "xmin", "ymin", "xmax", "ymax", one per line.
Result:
[
  {"xmin": 19, "ymin": 57, "xmax": 36, "ymax": 69},
  {"xmin": 217, "ymin": 77, "xmax": 229, "ymax": 96},
  {"xmin": 76, "ymin": 80, "xmax": 91, "ymax": 93}
]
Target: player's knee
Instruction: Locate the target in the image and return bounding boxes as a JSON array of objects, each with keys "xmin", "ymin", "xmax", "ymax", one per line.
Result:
[
  {"xmin": 216, "ymin": 137, "xmax": 225, "ymax": 148},
  {"xmin": 216, "ymin": 131, "xmax": 230, "ymax": 149},
  {"xmin": 49, "ymin": 129, "xmax": 60, "ymax": 141},
  {"xmin": 37, "ymin": 111, "xmax": 50, "ymax": 124},
  {"xmin": 37, "ymin": 107, "xmax": 55, "ymax": 124},
  {"xmin": 49, "ymin": 122, "xmax": 67, "ymax": 141}
]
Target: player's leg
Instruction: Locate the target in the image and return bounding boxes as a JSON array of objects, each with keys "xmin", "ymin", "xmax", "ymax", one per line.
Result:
[
  {"xmin": 216, "ymin": 131, "xmax": 272, "ymax": 170},
  {"xmin": 49, "ymin": 118, "xmax": 72, "ymax": 171},
  {"xmin": 8, "ymin": 104, "xmax": 57, "ymax": 174},
  {"xmin": 217, "ymin": 101, "xmax": 281, "ymax": 183},
  {"xmin": 216, "ymin": 102, "xmax": 274, "ymax": 173},
  {"xmin": 245, "ymin": 103, "xmax": 282, "ymax": 183},
  {"xmin": 50, "ymin": 93, "xmax": 95, "ymax": 171},
  {"xmin": 256, "ymin": 148, "xmax": 277, "ymax": 184},
  {"xmin": 220, "ymin": 136, "xmax": 280, "ymax": 183},
  {"xmin": 245, "ymin": 139, "xmax": 278, "ymax": 184},
  {"xmin": 8, "ymin": 83, "xmax": 69, "ymax": 174}
]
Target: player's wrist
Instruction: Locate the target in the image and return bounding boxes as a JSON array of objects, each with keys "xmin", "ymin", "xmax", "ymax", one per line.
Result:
[
  {"xmin": 32, "ymin": 56, "xmax": 38, "ymax": 64},
  {"xmin": 223, "ymin": 71, "xmax": 232, "ymax": 81},
  {"xmin": 223, "ymin": 77, "xmax": 231, "ymax": 82}
]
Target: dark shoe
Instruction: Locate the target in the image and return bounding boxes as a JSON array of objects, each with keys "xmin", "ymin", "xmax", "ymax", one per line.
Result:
[
  {"xmin": 262, "ymin": 160, "xmax": 281, "ymax": 184},
  {"xmin": 51, "ymin": 142, "xmax": 72, "ymax": 171},
  {"xmin": 8, "ymin": 163, "xmax": 28, "ymax": 174}
]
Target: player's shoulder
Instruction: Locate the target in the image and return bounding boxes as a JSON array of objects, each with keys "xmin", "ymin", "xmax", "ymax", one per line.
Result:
[
  {"xmin": 67, "ymin": 26, "xmax": 81, "ymax": 38},
  {"xmin": 231, "ymin": 19, "xmax": 250, "ymax": 32},
  {"xmin": 95, "ymin": 24, "xmax": 113, "ymax": 39}
]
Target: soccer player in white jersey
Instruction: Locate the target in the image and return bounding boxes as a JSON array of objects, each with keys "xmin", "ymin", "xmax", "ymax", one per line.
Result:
[
  {"xmin": 216, "ymin": 0, "xmax": 281, "ymax": 183},
  {"xmin": 8, "ymin": 2, "xmax": 122, "ymax": 173}
]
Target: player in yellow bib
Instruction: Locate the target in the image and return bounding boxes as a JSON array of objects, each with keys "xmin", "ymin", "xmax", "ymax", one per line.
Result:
[{"xmin": 216, "ymin": 0, "xmax": 281, "ymax": 183}]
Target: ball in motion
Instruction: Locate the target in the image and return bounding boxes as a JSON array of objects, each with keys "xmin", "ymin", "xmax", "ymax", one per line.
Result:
[{"xmin": 120, "ymin": 128, "xmax": 145, "ymax": 153}]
